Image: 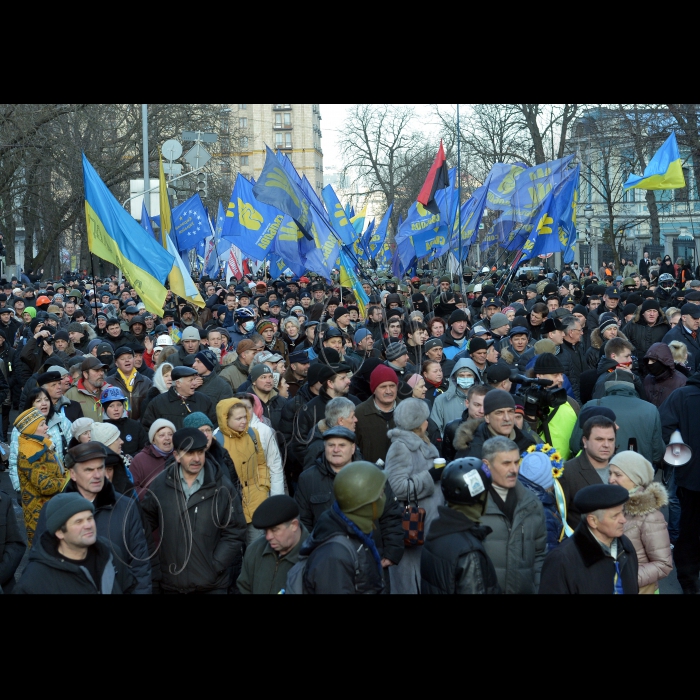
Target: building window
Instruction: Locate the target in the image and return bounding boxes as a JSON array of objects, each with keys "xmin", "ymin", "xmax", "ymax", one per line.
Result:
[
  {"xmin": 284, "ymin": 112, "xmax": 291, "ymax": 126},
  {"xmin": 240, "ymin": 136, "xmax": 248, "ymax": 149},
  {"xmin": 622, "ymin": 178, "xmax": 634, "ymax": 203},
  {"xmin": 241, "ymin": 156, "xmax": 249, "ymax": 166},
  {"xmin": 275, "ymin": 133, "xmax": 283, "ymax": 147},
  {"xmin": 275, "ymin": 113, "xmax": 283, "ymax": 126},
  {"xmin": 676, "ymin": 167, "xmax": 690, "ymax": 201},
  {"xmin": 239, "ymin": 117, "xmax": 247, "ymax": 128},
  {"xmin": 239, "ymin": 104, "xmax": 247, "ymax": 110},
  {"xmin": 285, "ymin": 133, "xmax": 292, "ymax": 147}
]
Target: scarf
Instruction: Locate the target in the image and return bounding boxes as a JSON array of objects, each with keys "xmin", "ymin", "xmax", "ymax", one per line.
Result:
[
  {"xmin": 118, "ymin": 367, "xmax": 138, "ymax": 394},
  {"xmin": 332, "ymin": 501, "xmax": 383, "ymax": 575},
  {"xmin": 449, "ymin": 496, "xmax": 487, "ymax": 523}
]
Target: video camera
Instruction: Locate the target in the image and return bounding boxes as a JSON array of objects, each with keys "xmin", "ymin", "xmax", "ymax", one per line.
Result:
[{"xmin": 511, "ymin": 373, "xmax": 567, "ymax": 422}]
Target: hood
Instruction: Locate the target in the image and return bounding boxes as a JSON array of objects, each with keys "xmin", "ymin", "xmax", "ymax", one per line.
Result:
[
  {"xmin": 450, "ymin": 357, "xmax": 481, "ymax": 381},
  {"xmin": 386, "ymin": 427, "xmax": 429, "ymax": 448},
  {"xmin": 453, "ymin": 417, "xmax": 484, "ymax": 451},
  {"xmin": 216, "ymin": 397, "xmax": 248, "ymax": 436},
  {"xmin": 643, "ymin": 342, "xmax": 675, "ymax": 369},
  {"xmin": 624, "ymin": 481, "xmax": 668, "ymax": 517},
  {"xmin": 604, "ymin": 382, "xmax": 637, "ymax": 398},
  {"xmin": 153, "ymin": 362, "xmax": 174, "ymax": 393},
  {"xmin": 596, "ymin": 356, "xmax": 619, "ymax": 375}
]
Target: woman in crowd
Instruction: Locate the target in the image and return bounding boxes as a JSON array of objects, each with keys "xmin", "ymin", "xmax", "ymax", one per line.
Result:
[
  {"xmin": 140, "ymin": 361, "xmax": 173, "ymax": 418},
  {"xmin": 129, "ymin": 418, "xmax": 176, "ymax": 500},
  {"xmin": 280, "ymin": 316, "xmax": 304, "ymax": 355},
  {"xmin": 427, "ymin": 317, "xmax": 446, "ymax": 339},
  {"xmin": 421, "ymin": 359, "xmax": 447, "ymax": 408}
]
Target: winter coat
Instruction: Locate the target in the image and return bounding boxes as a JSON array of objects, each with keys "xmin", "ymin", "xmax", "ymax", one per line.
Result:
[
  {"xmin": 106, "ymin": 370, "xmax": 152, "ymax": 421},
  {"xmin": 295, "ymin": 506, "xmax": 385, "ymax": 594},
  {"xmin": 294, "ymin": 454, "xmax": 404, "ymax": 573},
  {"xmin": 34, "ymin": 478, "xmax": 152, "ymax": 594},
  {"xmin": 443, "ymin": 415, "xmax": 482, "ymax": 462},
  {"xmin": 420, "ymin": 505, "xmax": 501, "ymax": 594},
  {"xmin": 621, "ymin": 308, "xmax": 670, "ymax": 360},
  {"xmin": 197, "ymin": 370, "xmax": 234, "ymax": 405},
  {"xmin": 584, "ymin": 327, "xmax": 631, "ymax": 371},
  {"xmin": 248, "ymin": 412, "xmax": 284, "ymax": 497},
  {"xmin": 429, "ymin": 358, "xmax": 481, "ymax": 436},
  {"xmin": 105, "ymin": 416, "xmax": 148, "ymax": 457},
  {"xmin": 220, "ymin": 358, "xmax": 250, "ymax": 392},
  {"xmin": 517, "ymin": 474, "xmax": 563, "ymax": 553},
  {"xmin": 141, "ymin": 386, "xmax": 217, "ymax": 432},
  {"xmin": 662, "ymin": 324, "xmax": 700, "ymax": 374},
  {"xmin": 216, "ymin": 397, "xmax": 270, "ymax": 524},
  {"xmin": 660, "ymin": 374, "xmax": 700, "ymax": 491},
  {"xmin": 354, "ymin": 395, "xmax": 400, "ymax": 466},
  {"xmin": 558, "ymin": 339, "xmax": 586, "ymax": 402},
  {"xmin": 642, "ymin": 342, "xmax": 687, "ymax": 407},
  {"xmin": 237, "ymin": 524, "xmax": 310, "ymax": 594},
  {"xmin": 65, "ymin": 379, "xmax": 108, "ymax": 423},
  {"xmin": 384, "ymin": 427, "xmax": 444, "ymax": 594},
  {"xmin": 622, "ymin": 482, "xmax": 672, "ymax": 592},
  {"xmin": 0, "ymin": 489, "xmax": 25, "ymax": 592},
  {"xmin": 538, "ymin": 520, "xmax": 639, "ymax": 594},
  {"xmin": 253, "ymin": 388, "xmax": 288, "ymax": 433},
  {"xmin": 530, "ymin": 399, "xmax": 579, "ymax": 462},
  {"xmin": 13, "ymin": 531, "xmax": 136, "ymax": 594},
  {"xmin": 141, "ymin": 455, "xmax": 247, "ymax": 593},
  {"xmin": 480, "ymin": 482, "xmax": 547, "ymax": 594},
  {"xmin": 592, "ymin": 356, "xmax": 647, "ymax": 402},
  {"xmin": 466, "ymin": 421, "xmax": 536, "ymax": 460},
  {"xmin": 129, "ymin": 444, "xmax": 171, "ymax": 500}
]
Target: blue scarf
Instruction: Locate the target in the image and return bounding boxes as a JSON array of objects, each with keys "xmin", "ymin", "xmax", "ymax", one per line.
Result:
[{"xmin": 332, "ymin": 501, "xmax": 383, "ymax": 575}]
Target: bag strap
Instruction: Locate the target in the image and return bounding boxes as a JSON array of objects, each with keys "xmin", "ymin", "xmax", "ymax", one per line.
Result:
[{"xmin": 405, "ymin": 477, "xmax": 417, "ymax": 507}]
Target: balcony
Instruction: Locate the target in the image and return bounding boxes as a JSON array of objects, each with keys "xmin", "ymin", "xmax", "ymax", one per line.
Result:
[
  {"xmin": 273, "ymin": 104, "xmax": 292, "ymax": 111},
  {"xmin": 273, "ymin": 123, "xmax": 293, "ymax": 130},
  {"xmin": 276, "ymin": 143, "xmax": 292, "ymax": 150}
]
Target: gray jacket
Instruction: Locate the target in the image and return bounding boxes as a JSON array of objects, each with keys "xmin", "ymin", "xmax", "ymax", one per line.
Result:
[
  {"xmin": 481, "ymin": 481, "xmax": 547, "ymax": 594},
  {"xmin": 429, "ymin": 358, "xmax": 482, "ymax": 435}
]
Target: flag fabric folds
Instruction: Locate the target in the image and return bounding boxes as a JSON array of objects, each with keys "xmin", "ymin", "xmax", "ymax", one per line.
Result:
[
  {"xmin": 417, "ymin": 140, "xmax": 449, "ymax": 208},
  {"xmin": 322, "ymin": 185, "xmax": 357, "ymax": 246},
  {"xmin": 623, "ymin": 132, "xmax": 686, "ymax": 191},
  {"xmin": 172, "ymin": 193, "xmax": 210, "ymax": 253},
  {"xmin": 338, "ymin": 249, "xmax": 370, "ymax": 318},
  {"xmin": 83, "ymin": 154, "xmax": 174, "ymax": 316}
]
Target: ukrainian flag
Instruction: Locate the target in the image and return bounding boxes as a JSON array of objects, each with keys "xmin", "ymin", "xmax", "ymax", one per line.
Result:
[
  {"xmin": 338, "ymin": 249, "xmax": 369, "ymax": 318},
  {"xmin": 83, "ymin": 154, "xmax": 174, "ymax": 315},
  {"xmin": 623, "ymin": 132, "xmax": 686, "ymax": 191}
]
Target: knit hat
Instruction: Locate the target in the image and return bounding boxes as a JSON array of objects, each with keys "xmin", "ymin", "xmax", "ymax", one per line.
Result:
[
  {"xmin": 148, "ymin": 418, "xmax": 177, "ymax": 444},
  {"xmin": 354, "ymin": 328, "xmax": 372, "ymax": 343},
  {"xmin": 483, "ymin": 389, "xmax": 515, "ymax": 415},
  {"xmin": 469, "ymin": 337, "xmax": 488, "ymax": 353},
  {"xmin": 486, "ymin": 364, "xmax": 511, "ymax": 384},
  {"xmin": 67, "ymin": 321, "xmax": 85, "ymax": 334},
  {"xmin": 195, "ymin": 349, "xmax": 218, "ymax": 373},
  {"xmin": 393, "ymin": 397, "xmax": 430, "ymax": 431},
  {"xmin": 449, "ymin": 309, "xmax": 469, "ymax": 324},
  {"xmin": 609, "ymin": 450, "xmax": 654, "ymax": 488},
  {"xmin": 490, "ymin": 313, "xmax": 510, "ymax": 329},
  {"xmin": 640, "ymin": 298, "xmax": 661, "ymax": 314},
  {"xmin": 70, "ymin": 417, "xmax": 95, "ymax": 440},
  {"xmin": 520, "ymin": 451, "xmax": 554, "ymax": 490},
  {"xmin": 250, "ymin": 364, "xmax": 273, "ymax": 383},
  {"xmin": 533, "ymin": 352, "xmax": 564, "ymax": 375},
  {"xmin": 256, "ymin": 319, "xmax": 274, "ymax": 334},
  {"xmin": 533, "ymin": 339, "xmax": 556, "ymax": 355},
  {"xmin": 24, "ymin": 307, "xmax": 37, "ymax": 319},
  {"xmin": 55, "ymin": 330, "xmax": 71, "ymax": 343},
  {"xmin": 91, "ymin": 421, "xmax": 121, "ymax": 447},
  {"xmin": 333, "ymin": 306, "xmax": 350, "ymax": 321},
  {"xmin": 598, "ymin": 313, "xmax": 619, "ymax": 335},
  {"xmin": 369, "ymin": 365, "xmax": 398, "ymax": 393},
  {"xmin": 45, "ymin": 493, "xmax": 95, "ymax": 535},
  {"xmin": 14, "ymin": 407, "xmax": 45, "ymax": 435},
  {"xmin": 385, "ymin": 341, "xmax": 408, "ymax": 362},
  {"xmin": 182, "ymin": 412, "xmax": 214, "ymax": 430},
  {"xmin": 181, "ymin": 326, "xmax": 200, "ymax": 342},
  {"xmin": 406, "ymin": 373, "xmax": 422, "ymax": 389},
  {"xmin": 424, "ymin": 337, "xmax": 443, "ymax": 352}
]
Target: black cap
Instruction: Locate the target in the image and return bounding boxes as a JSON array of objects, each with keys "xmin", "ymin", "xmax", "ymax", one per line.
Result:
[
  {"xmin": 172, "ymin": 427, "xmax": 208, "ymax": 452},
  {"xmin": 66, "ymin": 441, "xmax": 109, "ymax": 466},
  {"xmin": 486, "ymin": 364, "xmax": 511, "ymax": 384},
  {"xmin": 251, "ymin": 495, "xmax": 300, "ymax": 529},
  {"xmin": 171, "ymin": 366, "xmax": 198, "ymax": 380},
  {"xmin": 681, "ymin": 303, "xmax": 700, "ymax": 319},
  {"xmin": 37, "ymin": 371, "xmax": 62, "ymax": 386},
  {"xmin": 114, "ymin": 346, "xmax": 134, "ymax": 358},
  {"xmin": 573, "ymin": 484, "xmax": 629, "ymax": 515},
  {"xmin": 288, "ymin": 350, "xmax": 310, "ymax": 364},
  {"xmin": 321, "ymin": 426, "xmax": 357, "ymax": 443}
]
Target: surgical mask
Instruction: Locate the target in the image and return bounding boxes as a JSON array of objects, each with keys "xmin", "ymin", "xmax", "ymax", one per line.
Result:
[
  {"xmin": 243, "ymin": 321, "xmax": 254, "ymax": 332},
  {"xmin": 456, "ymin": 376, "xmax": 475, "ymax": 389}
]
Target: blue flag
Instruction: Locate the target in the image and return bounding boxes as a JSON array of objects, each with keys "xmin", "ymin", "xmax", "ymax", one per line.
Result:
[
  {"xmin": 368, "ymin": 205, "xmax": 392, "ymax": 255},
  {"xmin": 140, "ymin": 202, "xmax": 157, "ymax": 241},
  {"xmin": 204, "ymin": 202, "xmax": 225, "ymax": 278},
  {"xmin": 558, "ymin": 165, "xmax": 580, "ymax": 264},
  {"xmin": 322, "ymin": 184, "xmax": 357, "ymax": 246},
  {"xmin": 172, "ymin": 193, "xmax": 210, "ymax": 253}
]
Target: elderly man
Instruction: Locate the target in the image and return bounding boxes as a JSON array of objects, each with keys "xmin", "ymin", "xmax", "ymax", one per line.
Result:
[
  {"xmin": 65, "ymin": 356, "xmax": 110, "ymax": 422},
  {"xmin": 141, "ymin": 427, "xmax": 247, "ymax": 594},
  {"xmin": 142, "ymin": 365, "xmax": 217, "ymax": 431},
  {"xmin": 14, "ymin": 492, "xmax": 136, "ymax": 594},
  {"xmin": 34, "ymin": 441, "xmax": 152, "ymax": 594},
  {"xmin": 106, "ymin": 346, "xmax": 152, "ymax": 421},
  {"xmin": 479, "ymin": 436, "xmax": 547, "ymax": 594},
  {"xmin": 466, "ymin": 389, "xmax": 536, "ymax": 459},
  {"xmin": 237, "ymin": 495, "xmax": 310, "ymax": 594},
  {"xmin": 539, "ymin": 484, "xmax": 639, "ymax": 594}
]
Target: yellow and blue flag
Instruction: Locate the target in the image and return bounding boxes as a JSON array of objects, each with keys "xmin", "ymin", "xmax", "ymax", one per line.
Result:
[
  {"xmin": 83, "ymin": 154, "xmax": 174, "ymax": 316},
  {"xmin": 339, "ymin": 249, "xmax": 370, "ymax": 318},
  {"xmin": 322, "ymin": 184, "xmax": 357, "ymax": 246},
  {"xmin": 351, "ymin": 206, "xmax": 367, "ymax": 235},
  {"xmin": 623, "ymin": 132, "xmax": 686, "ymax": 191},
  {"xmin": 369, "ymin": 204, "xmax": 393, "ymax": 254}
]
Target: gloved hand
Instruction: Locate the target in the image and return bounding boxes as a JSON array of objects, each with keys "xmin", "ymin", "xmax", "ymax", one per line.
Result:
[{"xmin": 429, "ymin": 466, "xmax": 443, "ymax": 483}]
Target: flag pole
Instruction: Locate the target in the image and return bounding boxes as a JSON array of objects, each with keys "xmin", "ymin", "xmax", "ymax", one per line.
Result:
[{"xmin": 457, "ymin": 103, "xmax": 464, "ymax": 294}]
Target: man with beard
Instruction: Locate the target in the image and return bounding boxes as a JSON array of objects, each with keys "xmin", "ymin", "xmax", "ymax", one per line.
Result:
[{"xmin": 65, "ymin": 356, "xmax": 111, "ymax": 422}]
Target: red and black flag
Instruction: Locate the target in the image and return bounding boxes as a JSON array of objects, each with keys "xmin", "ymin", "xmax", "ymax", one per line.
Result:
[{"xmin": 417, "ymin": 140, "xmax": 449, "ymax": 209}]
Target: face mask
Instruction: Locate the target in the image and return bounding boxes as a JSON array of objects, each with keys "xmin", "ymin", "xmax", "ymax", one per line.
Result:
[
  {"xmin": 243, "ymin": 321, "xmax": 254, "ymax": 332},
  {"xmin": 456, "ymin": 377, "xmax": 475, "ymax": 389},
  {"xmin": 647, "ymin": 361, "xmax": 666, "ymax": 377}
]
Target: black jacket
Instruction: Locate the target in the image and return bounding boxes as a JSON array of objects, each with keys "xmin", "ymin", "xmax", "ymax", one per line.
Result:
[
  {"xmin": 141, "ymin": 386, "xmax": 217, "ymax": 432},
  {"xmin": 662, "ymin": 324, "xmax": 700, "ymax": 374},
  {"xmin": 465, "ymin": 421, "xmax": 536, "ymax": 459},
  {"xmin": 34, "ymin": 478, "xmax": 152, "ymax": 594},
  {"xmin": 538, "ymin": 521, "xmax": 638, "ymax": 594},
  {"xmin": 558, "ymin": 339, "xmax": 586, "ymax": 402},
  {"xmin": 298, "ymin": 506, "xmax": 385, "ymax": 594},
  {"xmin": 141, "ymin": 455, "xmax": 247, "ymax": 593},
  {"xmin": 105, "ymin": 416, "xmax": 148, "ymax": 457},
  {"xmin": 420, "ymin": 505, "xmax": 501, "ymax": 594},
  {"xmin": 13, "ymin": 531, "xmax": 136, "ymax": 594},
  {"xmin": 107, "ymin": 370, "xmax": 153, "ymax": 421},
  {"xmin": 295, "ymin": 455, "xmax": 405, "ymax": 568},
  {"xmin": 0, "ymin": 489, "xmax": 25, "ymax": 592}
]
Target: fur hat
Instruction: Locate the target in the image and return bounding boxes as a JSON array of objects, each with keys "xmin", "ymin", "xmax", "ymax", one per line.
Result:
[{"xmin": 393, "ymin": 397, "xmax": 430, "ymax": 431}]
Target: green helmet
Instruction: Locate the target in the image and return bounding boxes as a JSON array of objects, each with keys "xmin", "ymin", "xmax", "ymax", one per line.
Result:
[
  {"xmin": 426, "ymin": 285, "xmax": 435, "ymax": 294},
  {"xmin": 466, "ymin": 284, "xmax": 475, "ymax": 292},
  {"xmin": 419, "ymin": 284, "xmax": 430, "ymax": 293},
  {"xmin": 334, "ymin": 461, "xmax": 387, "ymax": 513},
  {"xmin": 452, "ymin": 283, "xmax": 460, "ymax": 292}
]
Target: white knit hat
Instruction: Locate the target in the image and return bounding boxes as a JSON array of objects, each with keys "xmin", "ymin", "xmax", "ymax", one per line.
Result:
[
  {"xmin": 70, "ymin": 417, "xmax": 94, "ymax": 440},
  {"xmin": 91, "ymin": 421, "xmax": 121, "ymax": 447},
  {"xmin": 148, "ymin": 418, "xmax": 176, "ymax": 444},
  {"xmin": 609, "ymin": 450, "xmax": 654, "ymax": 487}
]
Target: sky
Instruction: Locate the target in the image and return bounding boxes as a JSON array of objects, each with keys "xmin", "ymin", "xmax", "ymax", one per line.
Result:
[{"xmin": 319, "ymin": 104, "xmax": 451, "ymax": 172}]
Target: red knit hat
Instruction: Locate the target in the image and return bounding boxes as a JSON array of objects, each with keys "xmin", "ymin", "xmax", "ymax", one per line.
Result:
[{"xmin": 370, "ymin": 365, "xmax": 399, "ymax": 394}]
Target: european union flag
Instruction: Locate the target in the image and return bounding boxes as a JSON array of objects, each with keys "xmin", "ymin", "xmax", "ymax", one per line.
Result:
[{"xmin": 172, "ymin": 193, "xmax": 210, "ymax": 253}]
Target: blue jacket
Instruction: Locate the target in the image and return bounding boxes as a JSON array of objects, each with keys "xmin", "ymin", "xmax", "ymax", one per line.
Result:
[{"xmin": 517, "ymin": 474, "xmax": 563, "ymax": 553}]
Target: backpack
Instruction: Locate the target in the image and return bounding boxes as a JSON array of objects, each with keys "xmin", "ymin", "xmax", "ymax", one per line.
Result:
[{"xmin": 284, "ymin": 534, "xmax": 360, "ymax": 594}]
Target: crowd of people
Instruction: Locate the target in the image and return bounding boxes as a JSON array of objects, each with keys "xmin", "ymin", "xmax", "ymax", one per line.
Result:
[{"xmin": 0, "ymin": 253, "xmax": 695, "ymax": 594}]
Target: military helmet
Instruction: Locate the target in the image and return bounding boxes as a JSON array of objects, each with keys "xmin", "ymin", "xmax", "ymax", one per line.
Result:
[
  {"xmin": 441, "ymin": 458, "xmax": 492, "ymax": 505},
  {"xmin": 334, "ymin": 461, "xmax": 387, "ymax": 512}
]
